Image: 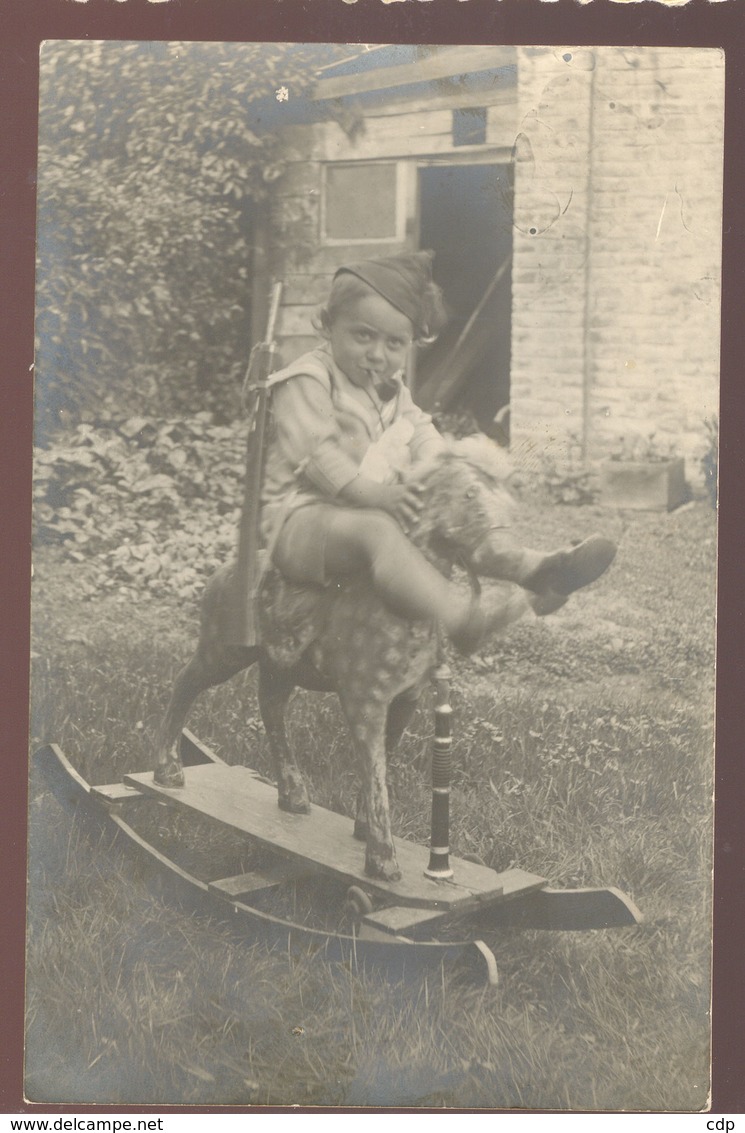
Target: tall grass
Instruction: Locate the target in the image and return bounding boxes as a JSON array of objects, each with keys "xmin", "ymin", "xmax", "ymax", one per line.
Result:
[{"xmin": 27, "ymin": 504, "xmax": 715, "ymax": 1110}]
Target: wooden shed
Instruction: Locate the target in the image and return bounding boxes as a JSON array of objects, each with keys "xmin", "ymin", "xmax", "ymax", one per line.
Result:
[
  {"xmin": 252, "ymin": 44, "xmax": 520, "ymax": 440},
  {"xmin": 253, "ymin": 45, "xmax": 723, "ymax": 475}
]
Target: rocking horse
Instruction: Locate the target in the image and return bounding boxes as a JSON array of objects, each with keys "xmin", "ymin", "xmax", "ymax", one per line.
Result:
[
  {"xmin": 37, "ymin": 287, "xmax": 641, "ymax": 983},
  {"xmin": 152, "ymin": 431, "xmax": 535, "ymax": 882}
]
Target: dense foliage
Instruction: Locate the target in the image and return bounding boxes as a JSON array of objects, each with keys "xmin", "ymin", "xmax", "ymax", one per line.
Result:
[
  {"xmin": 34, "ymin": 414, "xmax": 246, "ymax": 600},
  {"xmin": 35, "ymin": 41, "xmax": 348, "ymax": 438}
]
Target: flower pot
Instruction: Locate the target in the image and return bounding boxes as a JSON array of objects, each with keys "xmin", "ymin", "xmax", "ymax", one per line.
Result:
[{"xmin": 599, "ymin": 457, "xmax": 687, "ymax": 511}]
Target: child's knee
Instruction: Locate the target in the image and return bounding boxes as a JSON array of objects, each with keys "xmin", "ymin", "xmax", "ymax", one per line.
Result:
[
  {"xmin": 325, "ymin": 508, "xmax": 401, "ymax": 574},
  {"xmin": 365, "ymin": 509, "xmax": 401, "ymax": 542},
  {"xmin": 350, "ymin": 510, "xmax": 403, "ymax": 561}
]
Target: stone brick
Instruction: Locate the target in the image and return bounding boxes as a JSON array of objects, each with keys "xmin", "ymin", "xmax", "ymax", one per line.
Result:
[{"xmin": 510, "ymin": 46, "xmax": 722, "ymax": 481}]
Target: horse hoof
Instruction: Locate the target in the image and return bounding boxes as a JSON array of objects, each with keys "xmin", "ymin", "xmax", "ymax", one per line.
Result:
[
  {"xmin": 365, "ymin": 853, "xmax": 402, "ymax": 883},
  {"xmin": 278, "ymin": 790, "xmax": 311, "ymax": 815},
  {"xmin": 154, "ymin": 762, "xmax": 185, "ymax": 789}
]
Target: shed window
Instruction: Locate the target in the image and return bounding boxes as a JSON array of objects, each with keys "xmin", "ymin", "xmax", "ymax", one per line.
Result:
[
  {"xmin": 452, "ymin": 108, "xmax": 487, "ymax": 147},
  {"xmin": 323, "ymin": 163, "xmax": 399, "ymax": 242}
]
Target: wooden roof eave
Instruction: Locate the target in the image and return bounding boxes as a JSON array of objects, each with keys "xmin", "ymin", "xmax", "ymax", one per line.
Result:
[{"xmin": 311, "ymin": 45, "xmax": 517, "ymax": 103}]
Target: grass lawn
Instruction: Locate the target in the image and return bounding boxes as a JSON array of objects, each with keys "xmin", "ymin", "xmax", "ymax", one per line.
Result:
[{"xmin": 26, "ymin": 495, "xmax": 716, "ymax": 1110}]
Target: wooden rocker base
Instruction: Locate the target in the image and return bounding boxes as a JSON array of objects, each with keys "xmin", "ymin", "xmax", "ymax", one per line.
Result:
[{"xmin": 33, "ymin": 731, "xmax": 643, "ymax": 987}]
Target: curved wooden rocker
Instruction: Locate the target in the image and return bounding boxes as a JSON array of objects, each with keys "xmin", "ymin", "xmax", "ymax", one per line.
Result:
[{"xmin": 35, "ymin": 730, "xmax": 643, "ymax": 988}]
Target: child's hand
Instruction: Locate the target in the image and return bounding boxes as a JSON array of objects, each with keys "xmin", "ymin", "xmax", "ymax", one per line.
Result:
[
  {"xmin": 378, "ymin": 482, "xmax": 425, "ymax": 532},
  {"xmin": 338, "ymin": 475, "xmax": 425, "ymax": 532}
]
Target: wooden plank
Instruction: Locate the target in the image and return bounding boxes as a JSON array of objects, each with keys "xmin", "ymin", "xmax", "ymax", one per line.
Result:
[
  {"xmin": 277, "ymin": 79, "xmax": 519, "ymax": 173},
  {"xmin": 486, "ymin": 105, "xmax": 521, "ymax": 148},
  {"xmin": 90, "ymin": 781, "xmax": 145, "ymax": 808},
  {"xmin": 313, "ymin": 46, "xmax": 517, "ymax": 101},
  {"xmin": 282, "ymin": 243, "xmax": 408, "ymax": 276},
  {"xmin": 361, "ymin": 906, "xmax": 449, "ymax": 938},
  {"xmin": 319, "ymin": 124, "xmax": 511, "ymax": 163},
  {"xmin": 407, "ymin": 148, "xmax": 515, "ymax": 171},
  {"xmin": 343, "ymin": 84, "xmax": 518, "ymax": 119},
  {"xmin": 209, "ymin": 860, "xmax": 307, "ymax": 901},
  {"xmin": 123, "ymin": 763, "xmax": 541, "ymax": 911},
  {"xmin": 493, "ymin": 867, "xmax": 550, "ymax": 901},
  {"xmin": 473, "ymin": 886, "xmax": 644, "ymax": 931},
  {"xmin": 357, "ymin": 109, "xmax": 454, "ymax": 142}
]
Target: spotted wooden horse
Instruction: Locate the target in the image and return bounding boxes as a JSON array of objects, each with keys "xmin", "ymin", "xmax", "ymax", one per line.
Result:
[{"xmin": 153, "ymin": 437, "xmax": 613, "ymax": 882}]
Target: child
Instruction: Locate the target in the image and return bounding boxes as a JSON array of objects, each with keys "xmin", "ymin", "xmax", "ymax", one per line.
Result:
[{"xmin": 259, "ymin": 252, "xmax": 615, "ymax": 652}]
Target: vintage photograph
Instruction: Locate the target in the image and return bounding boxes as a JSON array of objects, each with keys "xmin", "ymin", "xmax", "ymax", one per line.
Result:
[{"xmin": 28, "ymin": 41, "xmax": 722, "ymax": 1109}]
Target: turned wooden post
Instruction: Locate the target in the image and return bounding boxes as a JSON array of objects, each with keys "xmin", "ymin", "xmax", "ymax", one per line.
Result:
[{"xmin": 425, "ymin": 663, "xmax": 454, "ymax": 879}]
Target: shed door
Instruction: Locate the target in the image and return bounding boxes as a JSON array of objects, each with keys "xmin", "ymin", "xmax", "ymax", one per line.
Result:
[{"xmin": 415, "ymin": 163, "xmax": 513, "ymax": 441}]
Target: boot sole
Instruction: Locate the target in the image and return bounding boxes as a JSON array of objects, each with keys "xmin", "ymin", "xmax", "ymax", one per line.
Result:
[{"xmin": 526, "ymin": 535, "xmax": 617, "ymax": 596}]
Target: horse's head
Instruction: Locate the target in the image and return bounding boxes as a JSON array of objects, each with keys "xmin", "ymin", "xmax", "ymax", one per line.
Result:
[{"xmin": 411, "ymin": 435, "xmax": 518, "ymax": 575}]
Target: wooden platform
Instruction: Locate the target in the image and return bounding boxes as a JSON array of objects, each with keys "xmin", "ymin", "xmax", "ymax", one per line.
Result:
[{"xmin": 124, "ymin": 763, "xmax": 546, "ymax": 912}]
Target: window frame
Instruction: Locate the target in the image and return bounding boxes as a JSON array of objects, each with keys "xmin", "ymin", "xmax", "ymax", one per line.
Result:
[
  {"xmin": 452, "ymin": 107, "xmax": 488, "ymax": 148},
  {"xmin": 320, "ymin": 160, "xmax": 406, "ymax": 246}
]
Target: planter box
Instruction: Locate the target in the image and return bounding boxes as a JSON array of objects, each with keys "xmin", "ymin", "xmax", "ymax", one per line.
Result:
[{"xmin": 599, "ymin": 457, "xmax": 687, "ymax": 511}]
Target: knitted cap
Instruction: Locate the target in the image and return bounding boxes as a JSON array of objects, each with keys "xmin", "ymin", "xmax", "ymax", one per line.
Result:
[{"xmin": 334, "ymin": 251, "xmax": 439, "ymax": 338}]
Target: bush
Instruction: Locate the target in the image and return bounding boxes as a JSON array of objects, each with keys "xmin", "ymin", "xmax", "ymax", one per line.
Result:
[
  {"xmin": 34, "ymin": 414, "xmax": 248, "ymax": 600},
  {"xmin": 537, "ymin": 455, "xmax": 598, "ymax": 506},
  {"xmin": 35, "ymin": 42, "xmax": 352, "ymax": 439}
]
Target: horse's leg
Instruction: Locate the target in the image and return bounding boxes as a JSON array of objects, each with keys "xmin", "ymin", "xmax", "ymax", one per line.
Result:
[
  {"xmin": 339, "ymin": 693, "xmax": 400, "ymax": 880},
  {"xmin": 258, "ymin": 658, "xmax": 311, "ymax": 814},
  {"xmin": 353, "ymin": 685, "xmax": 421, "ymax": 842},
  {"xmin": 154, "ymin": 644, "xmax": 256, "ymax": 787},
  {"xmin": 361, "ymin": 715, "xmax": 400, "ymax": 881},
  {"xmin": 353, "ymin": 792, "xmax": 368, "ymax": 842},
  {"xmin": 386, "ymin": 685, "xmax": 422, "ymax": 752}
]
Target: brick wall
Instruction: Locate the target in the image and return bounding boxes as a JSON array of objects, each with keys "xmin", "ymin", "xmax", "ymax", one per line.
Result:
[{"xmin": 510, "ymin": 47, "xmax": 724, "ymax": 480}]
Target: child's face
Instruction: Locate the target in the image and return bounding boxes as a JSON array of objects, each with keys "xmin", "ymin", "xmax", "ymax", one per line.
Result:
[{"xmin": 327, "ymin": 293, "xmax": 413, "ymax": 390}]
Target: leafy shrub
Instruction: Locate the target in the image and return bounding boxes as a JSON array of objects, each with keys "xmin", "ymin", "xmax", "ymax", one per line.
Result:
[
  {"xmin": 606, "ymin": 432, "xmax": 678, "ymax": 463},
  {"xmin": 507, "ymin": 434, "xmax": 597, "ymax": 507},
  {"xmin": 536, "ymin": 454, "xmax": 598, "ymax": 506},
  {"xmin": 35, "ymin": 41, "xmax": 352, "ymax": 439},
  {"xmin": 34, "ymin": 414, "xmax": 248, "ymax": 600}
]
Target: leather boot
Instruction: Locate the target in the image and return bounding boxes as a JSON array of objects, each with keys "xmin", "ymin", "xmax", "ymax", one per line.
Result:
[{"xmin": 520, "ymin": 535, "xmax": 617, "ymax": 598}]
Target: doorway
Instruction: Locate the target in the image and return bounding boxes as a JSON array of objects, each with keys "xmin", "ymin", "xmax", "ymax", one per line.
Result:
[{"xmin": 415, "ymin": 162, "xmax": 513, "ymax": 440}]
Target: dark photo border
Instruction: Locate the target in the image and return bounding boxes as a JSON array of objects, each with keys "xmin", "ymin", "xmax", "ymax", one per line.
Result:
[{"xmin": 3, "ymin": 0, "xmax": 743, "ymax": 1116}]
